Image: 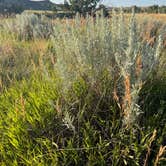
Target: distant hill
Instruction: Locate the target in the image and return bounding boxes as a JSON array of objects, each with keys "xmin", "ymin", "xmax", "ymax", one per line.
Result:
[{"xmin": 0, "ymin": 0, "xmax": 56, "ymax": 13}]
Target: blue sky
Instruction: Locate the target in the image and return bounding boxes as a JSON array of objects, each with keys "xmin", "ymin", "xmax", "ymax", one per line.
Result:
[{"xmin": 48, "ymin": 0, "xmax": 166, "ymax": 7}]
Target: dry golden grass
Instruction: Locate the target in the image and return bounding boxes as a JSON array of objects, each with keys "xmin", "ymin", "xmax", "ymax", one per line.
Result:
[
  {"xmin": 130, "ymin": 14, "xmax": 166, "ymax": 48},
  {"xmin": 135, "ymin": 13, "xmax": 166, "ymax": 23},
  {"xmin": 154, "ymin": 145, "xmax": 166, "ymax": 166},
  {"xmin": 144, "ymin": 129, "xmax": 157, "ymax": 166}
]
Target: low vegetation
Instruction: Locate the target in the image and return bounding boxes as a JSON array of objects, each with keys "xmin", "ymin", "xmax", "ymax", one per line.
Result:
[{"xmin": 0, "ymin": 10, "xmax": 166, "ymax": 165}]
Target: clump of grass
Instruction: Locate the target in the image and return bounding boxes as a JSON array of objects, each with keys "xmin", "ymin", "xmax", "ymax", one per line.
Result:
[{"xmin": 1, "ymin": 72, "xmax": 163, "ymax": 165}]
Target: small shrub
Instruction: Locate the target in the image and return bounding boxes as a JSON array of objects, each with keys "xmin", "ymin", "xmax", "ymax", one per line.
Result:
[
  {"xmin": 4, "ymin": 12, "xmax": 53, "ymax": 40},
  {"xmin": 51, "ymin": 10, "xmax": 164, "ymax": 127}
]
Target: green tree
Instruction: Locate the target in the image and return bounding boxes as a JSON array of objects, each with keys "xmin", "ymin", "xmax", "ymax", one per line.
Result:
[
  {"xmin": 160, "ymin": 6, "xmax": 166, "ymax": 13},
  {"xmin": 98, "ymin": 4, "xmax": 109, "ymax": 17},
  {"xmin": 64, "ymin": 0, "xmax": 70, "ymax": 11},
  {"xmin": 52, "ymin": 5, "xmax": 57, "ymax": 13},
  {"xmin": 148, "ymin": 5, "xmax": 159, "ymax": 13},
  {"xmin": 67, "ymin": 0, "xmax": 101, "ymax": 15}
]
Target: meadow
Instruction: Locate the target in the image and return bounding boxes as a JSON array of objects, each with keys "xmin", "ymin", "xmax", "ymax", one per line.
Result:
[{"xmin": 0, "ymin": 10, "xmax": 166, "ymax": 165}]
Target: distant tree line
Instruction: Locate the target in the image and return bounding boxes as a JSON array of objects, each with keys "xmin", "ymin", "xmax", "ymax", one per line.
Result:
[
  {"xmin": 52, "ymin": 2, "xmax": 166, "ymax": 15},
  {"xmin": 123, "ymin": 5, "xmax": 166, "ymax": 14}
]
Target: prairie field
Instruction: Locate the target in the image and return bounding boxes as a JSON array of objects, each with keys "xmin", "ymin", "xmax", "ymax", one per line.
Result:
[{"xmin": 0, "ymin": 11, "xmax": 166, "ymax": 165}]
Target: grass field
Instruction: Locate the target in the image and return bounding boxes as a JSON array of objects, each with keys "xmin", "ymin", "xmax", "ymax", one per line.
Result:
[{"xmin": 0, "ymin": 11, "xmax": 166, "ymax": 165}]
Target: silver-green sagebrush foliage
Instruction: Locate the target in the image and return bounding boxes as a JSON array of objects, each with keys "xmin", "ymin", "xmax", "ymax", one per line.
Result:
[
  {"xmin": 4, "ymin": 12, "xmax": 53, "ymax": 40},
  {"xmin": 51, "ymin": 9, "xmax": 165, "ymax": 127}
]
